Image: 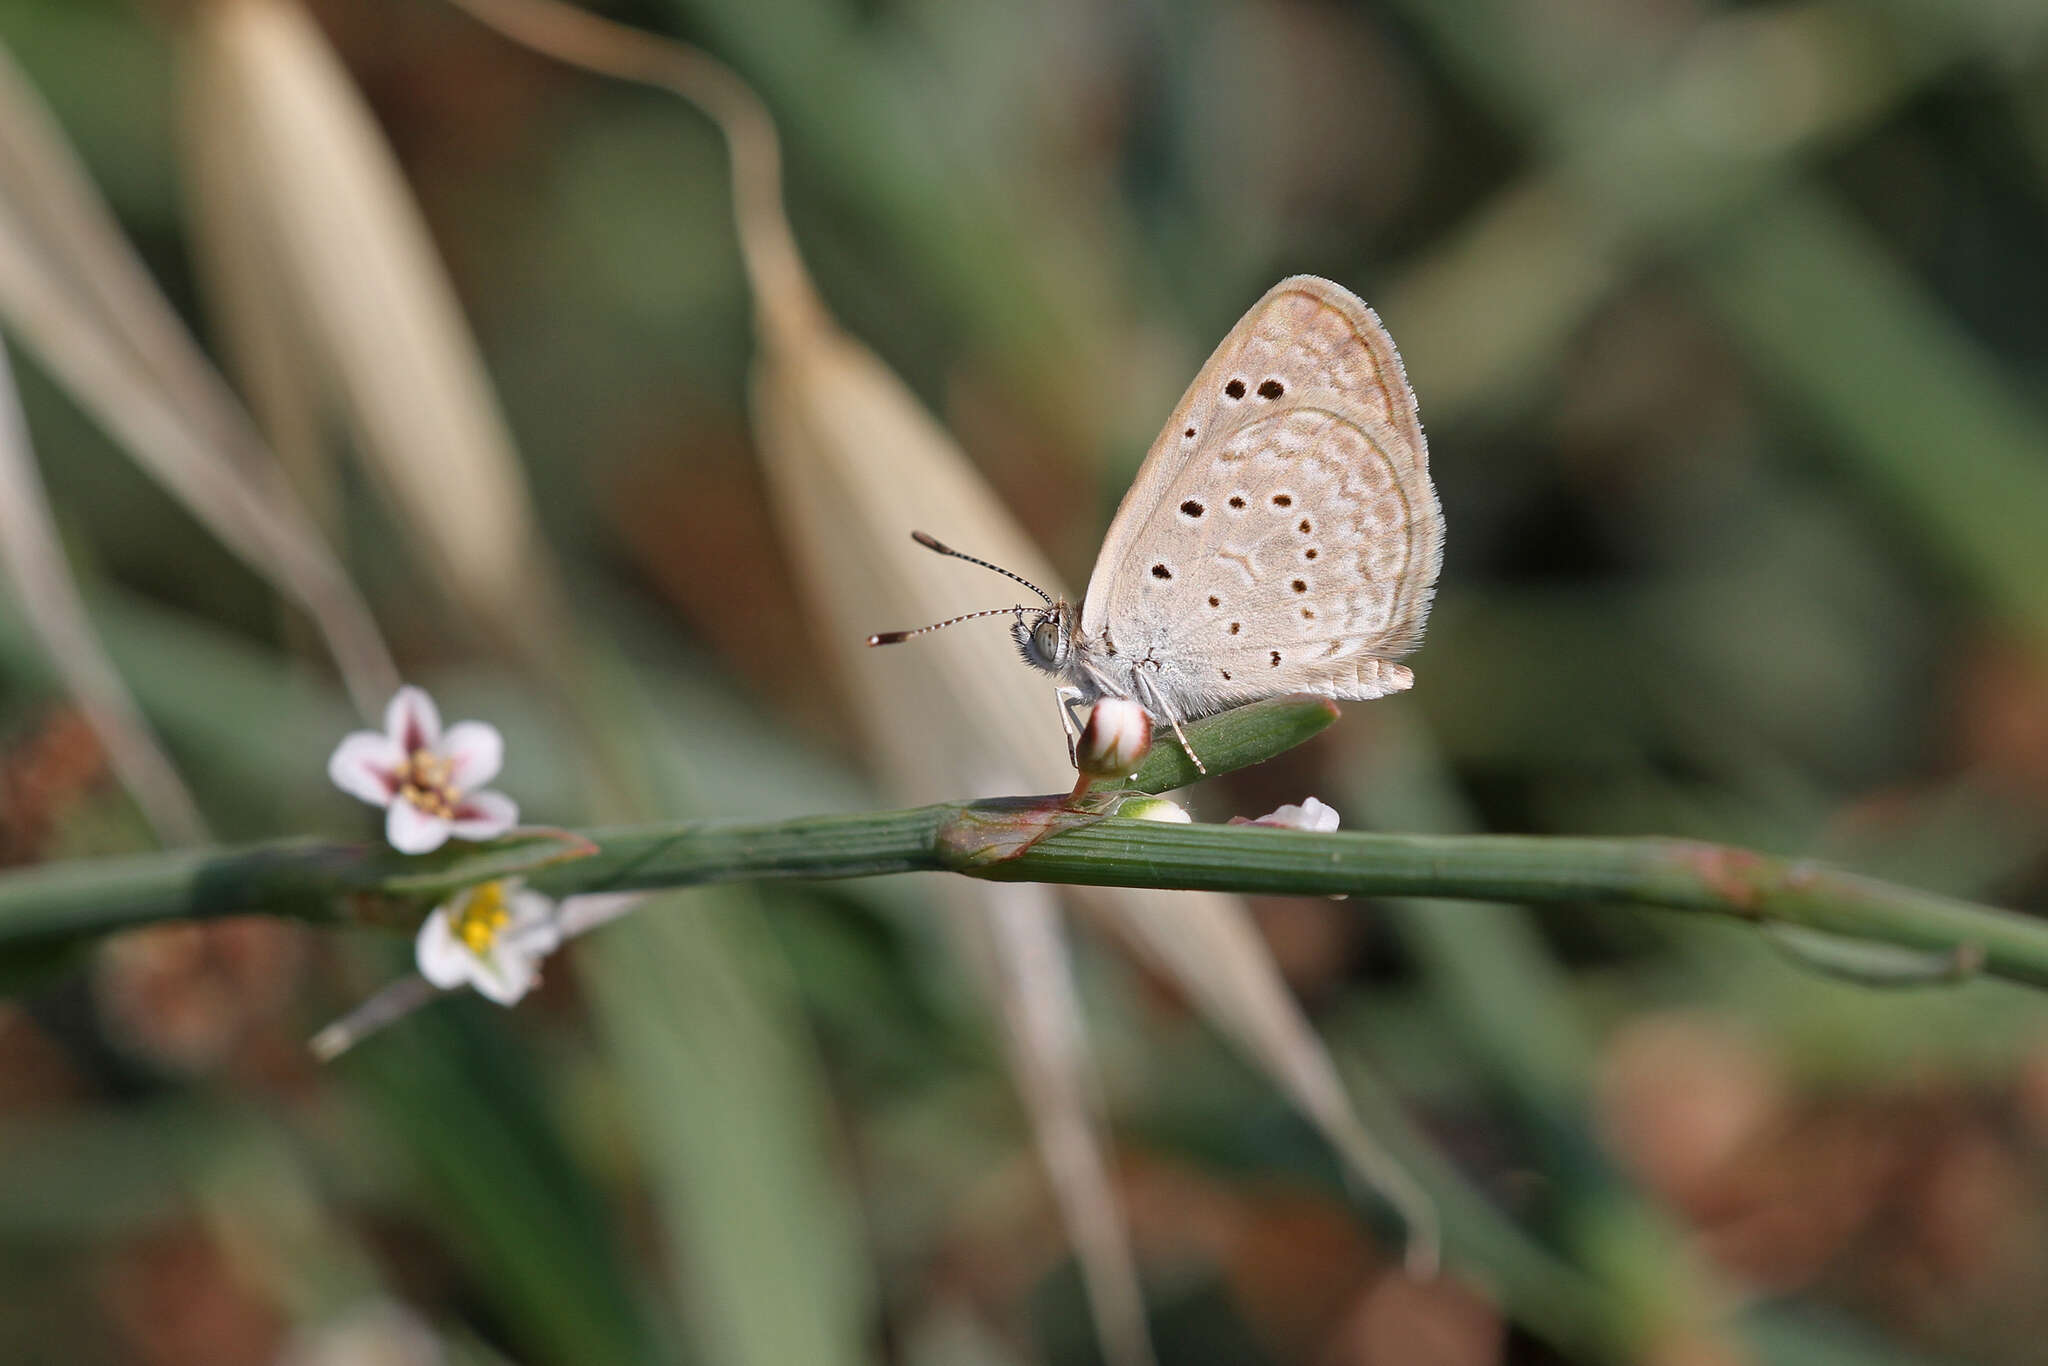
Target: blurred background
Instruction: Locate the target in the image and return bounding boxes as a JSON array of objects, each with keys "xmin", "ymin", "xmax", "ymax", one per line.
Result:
[{"xmin": 5, "ymin": 0, "xmax": 2048, "ymax": 1362}]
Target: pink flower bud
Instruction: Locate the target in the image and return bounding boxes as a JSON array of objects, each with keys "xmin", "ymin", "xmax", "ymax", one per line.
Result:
[{"xmin": 1076, "ymin": 699, "xmax": 1152, "ymax": 778}]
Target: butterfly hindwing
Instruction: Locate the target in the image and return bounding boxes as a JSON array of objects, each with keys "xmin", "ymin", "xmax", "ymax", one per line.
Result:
[{"xmin": 1080, "ymin": 276, "xmax": 1442, "ymax": 718}]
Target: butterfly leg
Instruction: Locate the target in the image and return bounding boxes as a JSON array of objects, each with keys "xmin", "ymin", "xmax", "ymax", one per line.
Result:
[
  {"xmin": 1134, "ymin": 671, "xmax": 1206, "ymax": 776},
  {"xmin": 1160, "ymin": 706, "xmax": 1206, "ymax": 776},
  {"xmin": 1055, "ymin": 686, "xmax": 1088, "ymax": 767}
]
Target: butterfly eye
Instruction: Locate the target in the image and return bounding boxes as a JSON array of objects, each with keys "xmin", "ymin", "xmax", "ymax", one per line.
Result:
[{"xmin": 1033, "ymin": 620, "xmax": 1062, "ymax": 662}]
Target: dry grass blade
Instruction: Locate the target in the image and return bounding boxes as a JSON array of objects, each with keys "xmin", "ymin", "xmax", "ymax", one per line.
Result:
[
  {"xmin": 444, "ymin": 0, "xmax": 1438, "ymax": 1328},
  {"xmin": 755, "ymin": 335, "xmax": 1156, "ymax": 1364},
  {"xmin": 0, "ymin": 205, "xmax": 396, "ymax": 717},
  {"xmin": 1071, "ymin": 888, "xmax": 1440, "ymax": 1273},
  {"xmin": 758, "ymin": 330, "xmax": 1438, "ymax": 1277},
  {"xmin": 0, "ymin": 40, "xmax": 293, "ymax": 461},
  {"xmin": 442, "ymin": 0, "xmax": 821, "ymax": 340},
  {"xmin": 971, "ymin": 887, "xmax": 1154, "ymax": 1366},
  {"xmin": 759, "ymin": 289, "xmax": 1450, "ymax": 1263},
  {"xmin": 183, "ymin": 0, "xmax": 561, "ymax": 660},
  {"xmin": 436, "ymin": 3, "xmax": 1154, "ymax": 1357},
  {"xmin": 0, "ymin": 40, "xmax": 396, "ymax": 716},
  {"xmin": 178, "ymin": 23, "xmax": 331, "ymax": 524},
  {"xmin": 0, "ymin": 335, "xmax": 207, "ymax": 846},
  {"xmin": 724, "ymin": 46, "xmax": 1445, "ymax": 1283}
]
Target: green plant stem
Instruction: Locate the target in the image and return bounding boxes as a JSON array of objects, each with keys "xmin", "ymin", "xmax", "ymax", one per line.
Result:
[{"xmin": 5, "ymin": 803, "xmax": 2047, "ymax": 991}]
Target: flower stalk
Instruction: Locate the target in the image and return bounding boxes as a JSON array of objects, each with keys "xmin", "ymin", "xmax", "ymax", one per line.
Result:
[
  {"xmin": 4, "ymin": 803, "xmax": 2047, "ymax": 991},
  {"xmin": 2, "ymin": 697, "xmax": 2042, "ymax": 991}
]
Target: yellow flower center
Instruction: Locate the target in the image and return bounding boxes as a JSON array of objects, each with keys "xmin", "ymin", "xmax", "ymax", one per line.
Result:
[
  {"xmin": 452, "ymin": 881, "xmax": 512, "ymax": 954},
  {"xmin": 393, "ymin": 747, "xmax": 463, "ymax": 819}
]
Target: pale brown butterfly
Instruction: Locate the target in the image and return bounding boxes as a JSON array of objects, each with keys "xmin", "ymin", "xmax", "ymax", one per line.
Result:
[{"xmin": 872, "ymin": 275, "xmax": 1443, "ymax": 771}]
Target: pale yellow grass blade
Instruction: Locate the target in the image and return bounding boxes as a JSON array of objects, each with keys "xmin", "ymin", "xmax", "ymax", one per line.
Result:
[
  {"xmin": 728, "ymin": 43, "xmax": 1440, "ymax": 1278},
  {"xmin": 0, "ymin": 205, "xmax": 393, "ymax": 717},
  {"xmin": 444, "ymin": 0, "xmax": 1438, "ymax": 1336},
  {"xmin": 1070, "ymin": 888, "xmax": 1439, "ymax": 1273},
  {"xmin": 0, "ymin": 40, "xmax": 290, "ymax": 460},
  {"xmin": 0, "ymin": 40, "xmax": 395, "ymax": 715},
  {"xmin": 758, "ymin": 323, "xmax": 1435, "ymax": 1272},
  {"xmin": 177, "ymin": 24, "xmax": 330, "ymax": 523},
  {"xmin": 182, "ymin": 0, "xmax": 558, "ymax": 658},
  {"xmin": 434, "ymin": 5, "xmax": 1153, "ymax": 1356},
  {"xmin": 0, "ymin": 334, "xmax": 206, "ymax": 845},
  {"xmin": 978, "ymin": 887, "xmax": 1152, "ymax": 1366},
  {"xmin": 755, "ymin": 333, "xmax": 1154, "ymax": 1365},
  {"xmin": 752, "ymin": 196, "xmax": 1413, "ymax": 1337},
  {"xmin": 186, "ymin": 19, "xmax": 880, "ymax": 1366},
  {"xmin": 441, "ymin": 0, "xmax": 821, "ymax": 341}
]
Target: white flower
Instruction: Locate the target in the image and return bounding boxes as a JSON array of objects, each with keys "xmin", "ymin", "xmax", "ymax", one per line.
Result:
[
  {"xmin": 312, "ymin": 890, "xmax": 641, "ymax": 1057},
  {"xmin": 1077, "ymin": 698, "xmax": 1152, "ymax": 778},
  {"xmin": 279, "ymin": 1300, "xmax": 443, "ymax": 1366},
  {"xmin": 414, "ymin": 878, "xmax": 560, "ymax": 1006},
  {"xmin": 1120, "ymin": 795, "xmax": 1193, "ymax": 823},
  {"xmin": 329, "ymin": 685, "xmax": 518, "ymax": 853},
  {"xmin": 1246, "ymin": 796, "xmax": 1340, "ymax": 832}
]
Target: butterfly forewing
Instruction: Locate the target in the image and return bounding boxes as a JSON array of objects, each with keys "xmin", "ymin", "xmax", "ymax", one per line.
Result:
[{"xmin": 1080, "ymin": 276, "xmax": 1442, "ymax": 717}]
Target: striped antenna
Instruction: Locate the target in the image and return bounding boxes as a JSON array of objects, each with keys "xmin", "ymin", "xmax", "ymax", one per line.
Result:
[
  {"xmin": 908, "ymin": 530, "xmax": 1052, "ymax": 604},
  {"xmin": 868, "ymin": 604, "xmax": 1032, "ymax": 646}
]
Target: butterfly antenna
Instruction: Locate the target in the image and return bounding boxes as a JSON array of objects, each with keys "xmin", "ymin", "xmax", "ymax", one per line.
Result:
[
  {"xmin": 909, "ymin": 531, "xmax": 1053, "ymax": 605},
  {"xmin": 868, "ymin": 605, "xmax": 1033, "ymax": 647}
]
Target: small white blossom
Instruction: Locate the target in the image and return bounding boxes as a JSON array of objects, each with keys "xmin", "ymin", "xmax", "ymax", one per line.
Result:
[
  {"xmin": 313, "ymin": 890, "xmax": 638, "ymax": 1057},
  {"xmin": 329, "ymin": 685, "xmax": 517, "ymax": 854},
  {"xmin": 279, "ymin": 1301, "xmax": 443, "ymax": 1366},
  {"xmin": 415, "ymin": 878, "xmax": 560, "ymax": 1005},
  {"xmin": 1120, "ymin": 795, "xmax": 1192, "ymax": 823},
  {"xmin": 1077, "ymin": 699, "xmax": 1152, "ymax": 778},
  {"xmin": 1247, "ymin": 797, "xmax": 1340, "ymax": 832}
]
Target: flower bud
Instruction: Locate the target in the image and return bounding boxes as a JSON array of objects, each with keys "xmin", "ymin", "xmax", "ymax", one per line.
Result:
[
  {"xmin": 1245, "ymin": 796, "xmax": 1340, "ymax": 832},
  {"xmin": 1120, "ymin": 795, "xmax": 1192, "ymax": 823},
  {"xmin": 1076, "ymin": 698, "xmax": 1152, "ymax": 779}
]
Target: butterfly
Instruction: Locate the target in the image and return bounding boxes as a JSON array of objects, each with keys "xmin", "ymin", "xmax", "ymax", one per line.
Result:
[{"xmin": 871, "ymin": 275, "xmax": 1443, "ymax": 772}]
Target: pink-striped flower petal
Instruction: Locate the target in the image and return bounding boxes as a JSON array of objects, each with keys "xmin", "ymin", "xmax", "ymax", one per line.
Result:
[
  {"xmin": 383, "ymin": 685, "xmax": 442, "ymax": 754},
  {"xmin": 447, "ymin": 790, "xmax": 518, "ymax": 842},
  {"xmin": 441, "ymin": 721, "xmax": 504, "ymax": 789},
  {"xmin": 386, "ymin": 799, "xmax": 452, "ymax": 854},
  {"xmin": 328, "ymin": 731, "xmax": 403, "ymax": 807}
]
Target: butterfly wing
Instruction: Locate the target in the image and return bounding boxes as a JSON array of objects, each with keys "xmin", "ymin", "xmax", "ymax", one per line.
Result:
[{"xmin": 1080, "ymin": 276, "xmax": 1442, "ymax": 716}]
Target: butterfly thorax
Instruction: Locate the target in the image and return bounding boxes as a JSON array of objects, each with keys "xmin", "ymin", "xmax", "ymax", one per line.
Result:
[{"xmin": 1013, "ymin": 600, "xmax": 1127, "ymax": 703}]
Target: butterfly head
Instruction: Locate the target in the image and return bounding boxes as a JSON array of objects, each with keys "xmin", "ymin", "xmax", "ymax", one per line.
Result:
[
  {"xmin": 1014, "ymin": 600, "xmax": 1078, "ymax": 675},
  {"xmin": 868, "ymin": 531, "xmax": 1075, "ymax": 666}
]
